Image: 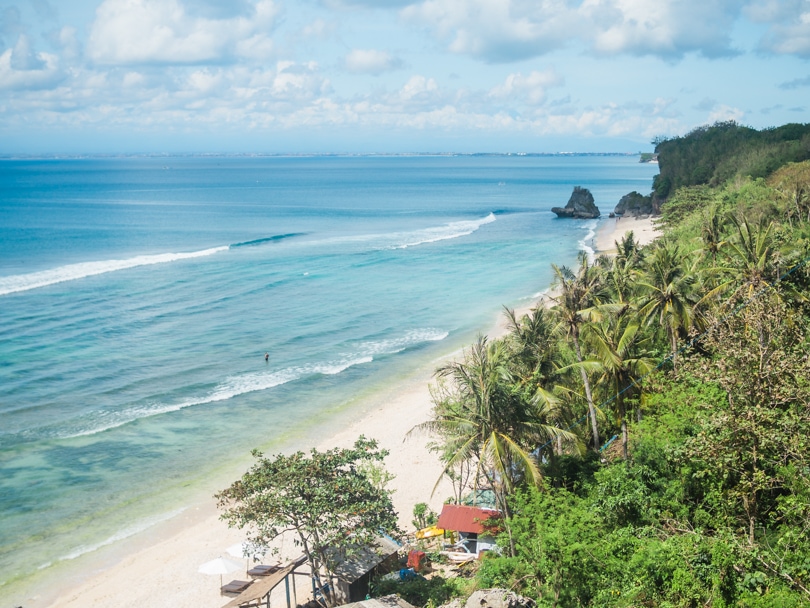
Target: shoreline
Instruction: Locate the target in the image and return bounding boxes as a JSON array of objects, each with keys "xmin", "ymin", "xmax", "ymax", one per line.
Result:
[
  {"xmin": 32, "ymin": 216, "xmax": 660, "ymax": 608},
  {"xmin": 595, "ymin": 214, "xmax": 660, "ymax": 253}
]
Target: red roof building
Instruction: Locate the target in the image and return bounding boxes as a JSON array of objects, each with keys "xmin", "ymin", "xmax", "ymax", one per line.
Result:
[{"xmin": 436, "ymin": 504, "xmax": 500, "ymax": 534}]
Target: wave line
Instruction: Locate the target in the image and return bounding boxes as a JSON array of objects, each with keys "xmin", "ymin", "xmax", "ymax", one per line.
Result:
[
  {"xmin": 0, "ymin": 246, "xmax": 229, "ymax": 296},
  {"xmin": 230, "ymin": 233, "xmax": 306, "ymax": 248}
]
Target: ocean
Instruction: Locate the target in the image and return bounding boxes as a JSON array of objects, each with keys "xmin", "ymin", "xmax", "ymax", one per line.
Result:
[{"xmin": 0, "ymin": 155, "xmax": 658, "ymax": 603}]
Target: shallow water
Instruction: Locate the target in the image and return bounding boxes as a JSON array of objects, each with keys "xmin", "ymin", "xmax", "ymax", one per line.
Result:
[{"xmin": 0, "ymin": 155, "xmax": 657, "ymax": 600}]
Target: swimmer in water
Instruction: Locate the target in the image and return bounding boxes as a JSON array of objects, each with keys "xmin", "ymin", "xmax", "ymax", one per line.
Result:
[{"xmin": 264, "ymin": 352, "xmax": 269, "ymax": 362}]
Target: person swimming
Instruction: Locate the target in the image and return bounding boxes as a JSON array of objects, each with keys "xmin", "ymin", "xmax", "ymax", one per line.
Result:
[{"xmin": 264, "ymin": 352, "xmax": 269, "ymax": 362}]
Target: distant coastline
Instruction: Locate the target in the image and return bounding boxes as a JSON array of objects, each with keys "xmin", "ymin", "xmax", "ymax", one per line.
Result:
[{"xmin": 0, "ymin": 151, "xmax": 649, "ymax": 161}]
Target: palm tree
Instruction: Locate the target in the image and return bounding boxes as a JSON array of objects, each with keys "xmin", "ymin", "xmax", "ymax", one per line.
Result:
[
  {"xmin": 578, "ymin": 314, "xmax": 655, "ymax": 460},
  {"xmin": 412, "ymin": 336, "xmax": 575, "ymax": 519},
  {"xmin": 604, "ymin": 231, "xmax": 643, "ymax": 305},
  {"xmin": 723, "ymin": 215, "xmax": 780, "ymax": 300},
  {"xmin": 550, "ymin": 251, "xmax": 607, "ymax": 451},
  {"xmin": 635, "ymin": 240, "xmax": 700, "ymax": 374},
  {"xmin": 699, "ymin": 206, "xmax": 727, "ymax": 265},
  {"xmin": 502, "ymin": 306, "xmax": 579, "ymax": 457}
]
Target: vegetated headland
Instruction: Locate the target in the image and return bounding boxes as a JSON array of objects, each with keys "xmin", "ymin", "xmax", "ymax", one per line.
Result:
[{"xmin": 374, "ymin": 121, "xmax": 810, "ymax": 607}]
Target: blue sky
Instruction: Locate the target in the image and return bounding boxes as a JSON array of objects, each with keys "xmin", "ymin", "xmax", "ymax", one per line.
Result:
[{"xmin": 0, "ymin": 0, "xmax": 808, "ymax": 154}]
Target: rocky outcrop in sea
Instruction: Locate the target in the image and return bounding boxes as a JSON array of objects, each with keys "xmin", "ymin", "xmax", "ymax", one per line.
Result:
[{"xmin": 551, "ymin": 186, "xmax": 600, "ymax": 219}]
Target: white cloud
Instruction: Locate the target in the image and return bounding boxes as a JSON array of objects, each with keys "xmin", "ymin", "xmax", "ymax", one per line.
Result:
[
  {"xmin": 402, "ymin": 0, "xmax": 742, "ymax": 62},
  {"xmin": 270, "ymin": 61, "xmax": 332, "ymax": 100},
  {"xmin": 302, "ymin": 19, "xmax": 334, "ymax": 39},
  {"xmin": 397, "ymin": 74, "xmax": 439, "ymax": 102},
  {"xmin": 9, "ymin": 34, "xmax": 45, "ymax": 70},
  {"xmin": 122, "ymin": 71, "xmax": 145, "ymax": 87},
  {"xmin": 402, "ymin": 0, "xmax": 574, "ymax": 63},
  {"xmin": 749, "ymin": 0, "xmax": 810, "ymax": 57},
  {"xmin": 582, "ymin": 0, "xmax": 740, "ymax": 58},
  {"xmin": 0, "ymin": 35, "xmax": 62, "ymax": 90},
  {"xmin": 344, "ymin": 49, "xmax": 402, "ymax": 74},
  {"xmin": 489, "ymin": 70, "xmax": 563, "ymax": 104},
  {"xmin": 707, "ymin": 104, "xmax": 744, "ymax": 123},
  {"xmin": 87, "ymin": 0, "xmax": 280, "ymax": 65},
  {"xmin": 186, "ymin": 68, "xmax": 222, "ymax": 93}
]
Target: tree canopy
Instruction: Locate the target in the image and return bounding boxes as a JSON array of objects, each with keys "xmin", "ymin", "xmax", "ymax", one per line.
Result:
[
  {"xmin": 216, "ymin": 437, "xmax": 400, "ymax": 607},
  {"xmin": 408, "ymin": 146, "xmax": 810, "ymax": 606}
]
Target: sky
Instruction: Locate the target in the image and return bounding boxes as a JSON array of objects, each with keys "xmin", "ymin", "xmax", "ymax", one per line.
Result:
[{"xmin": 0, "ymin": 0, "xmax": 808, "ymax": 154}]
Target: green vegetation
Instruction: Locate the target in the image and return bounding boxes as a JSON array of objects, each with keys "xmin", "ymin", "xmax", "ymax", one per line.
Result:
[
  {"xmin": 411, "ymin": 129, "xmax": 810, "ymax": 606},
  {"xmin": 372, "ymin": 574, "xmax": 473, "ymax": 608},
  {"xmin": 217, "ymin": 437, "xmax": 400, "ymax": 608},
  {"xmin": 652, "ymin": 121, "xmax": 810, "ymax": 200}
]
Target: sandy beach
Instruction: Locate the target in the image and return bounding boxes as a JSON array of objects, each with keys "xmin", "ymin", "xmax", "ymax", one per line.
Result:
[
  {"xmin": 595, "ymin": 214, "xmax": 660, "ymax": 252},
  {"xmin": 34, "ymin": 216, "xmax": 660, "ymax": 608}
]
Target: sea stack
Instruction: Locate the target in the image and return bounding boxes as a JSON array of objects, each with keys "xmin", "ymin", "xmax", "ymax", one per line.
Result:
[{"xmin": 551, "ymin": 186, "xmax": 600, "ymax": 219}]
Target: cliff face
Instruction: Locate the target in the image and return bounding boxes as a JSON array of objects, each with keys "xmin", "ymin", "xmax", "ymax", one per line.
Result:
[{"xmin": 551, "ymin": 186, "xmax": 601, "ymax": 219}]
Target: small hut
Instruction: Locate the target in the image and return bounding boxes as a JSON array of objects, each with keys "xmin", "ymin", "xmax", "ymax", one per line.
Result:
[
  {"xmin": 436, "ymin": 504, "xmax": 500, "ymax": 557},
  {"xmin": 327, "ymin": 536, "xmax": 401, "ymax": 604}
]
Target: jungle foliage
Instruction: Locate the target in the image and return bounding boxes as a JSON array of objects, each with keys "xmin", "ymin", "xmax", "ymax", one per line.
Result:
[
  {"xmin": 652, "ymin": 121, "xmax": 810, "ymax": 199},
  {"xmin": 417, "ymin": 148, "xmax": 810, "ymax": 605}
]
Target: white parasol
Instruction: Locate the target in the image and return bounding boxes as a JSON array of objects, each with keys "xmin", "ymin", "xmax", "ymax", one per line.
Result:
[{"xmin": 198, "ymin": 556, "xmax": 245, "ymax": 587}]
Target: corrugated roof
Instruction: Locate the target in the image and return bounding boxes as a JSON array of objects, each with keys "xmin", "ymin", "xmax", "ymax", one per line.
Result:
[
  {"xmin": 436, "ymin": 504, "xmax": 500, "ymax": 534},
  {"xmin": 328, "ymin": 535, "xmax": 400, "ymax": 583}
]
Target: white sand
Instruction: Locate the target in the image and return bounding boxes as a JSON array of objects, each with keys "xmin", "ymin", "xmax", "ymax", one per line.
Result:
[
  {"xmin": 40, "ymin": 365, "xmax": 453, "ymax": 608},
  {"xmin": 595, "ymin": 215, "xmax": 660, "ymax": 253},
  {"xmin": 37, "ymin": 216, "xmax": 661, "ymax": 608}
]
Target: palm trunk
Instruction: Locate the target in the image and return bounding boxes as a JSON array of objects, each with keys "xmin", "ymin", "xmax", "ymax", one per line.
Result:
[
  {"xmin": 670, "ymin": 329, "xmax": 678, "ymax": 375},
  {"xmin": 573, "ymin": 330, "xmax": 600, "ymax": 451},
  {"xmin": 618, "ymin": 392, "xmax": 628, "ymax": 460}
]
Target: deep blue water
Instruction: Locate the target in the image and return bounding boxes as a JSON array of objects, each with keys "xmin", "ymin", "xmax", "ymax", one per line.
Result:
[{"xmin": 0, "ymin": 155, "xmax": 657, "ymax": 600}]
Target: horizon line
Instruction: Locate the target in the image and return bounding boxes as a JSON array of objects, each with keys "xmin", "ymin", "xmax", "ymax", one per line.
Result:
[{"xmin": 0, "ymin": 151, "xmax": 649, "ymax": 160}]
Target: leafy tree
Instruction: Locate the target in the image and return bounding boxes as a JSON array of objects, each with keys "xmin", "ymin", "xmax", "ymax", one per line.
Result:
[
  {"xmin": 769, "ymin": 160, "xmax": 810, "ymax": 227},
  {"xmin": 653, "ymin": 121, "xmax": 810, "ymax": 200},
  {"xmin": 685, "ymin": 294, "xmax": 810, "ymax": 550},
  {"xmin": 216, "ymin": 437, "xmax": 401, "ymax": 607},
  {"xmin": 478, "ymin": 487, "xmax": 602, "ymax": 606},
  {"xmin": 411, "ymin": 502, "xmax": 438, "ymax": 530}
]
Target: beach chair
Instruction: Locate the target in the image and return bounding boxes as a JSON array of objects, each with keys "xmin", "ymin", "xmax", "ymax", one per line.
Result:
[
  {"xmin": 247, "ymin": 563, "xmax": 281, "ymax": 577},
  {"xmin": 221, "ymin": 579, "xmax": 253, "ymax": 595}
]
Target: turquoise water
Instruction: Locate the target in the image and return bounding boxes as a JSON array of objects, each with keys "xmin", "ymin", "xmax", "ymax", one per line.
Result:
[{"xmin": 0, "ymin": 155, "xmax": 657, "ymax": 601}]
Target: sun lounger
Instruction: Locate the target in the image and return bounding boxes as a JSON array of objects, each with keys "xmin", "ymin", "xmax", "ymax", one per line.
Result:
[
  {"xmin": 221, "ymin": 579, "xmax": 253, "ymax": 595},
  {"xmin": 247, "ymin": 564, "xmax": 281, "ymax": 577}
]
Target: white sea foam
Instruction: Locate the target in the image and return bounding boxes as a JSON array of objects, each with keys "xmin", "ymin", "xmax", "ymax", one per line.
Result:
[
  {"xmin": 61, "ymin": 328, "xmax": 446, "ymax": 439},
  {"xmin": 41, "ymin": 507, "xmax": 186, "ymax": 569},
  {"xmin": 0, "ymin": 246, "xmax": 229, "ymax": 296},
  {"xmin": 577, "ymin": 219, "xmax": 598, "ymax": 263},
  {"xmin": 320, "ymin": 213, "xmax": 496, "ymax": 251},
  {"xmin": 355, "ymin": 328, "xmax": 449, "ymax": 356},
  {"xmin": 388, "ymin": 213, "xmax": 496, "ymax": 249}
]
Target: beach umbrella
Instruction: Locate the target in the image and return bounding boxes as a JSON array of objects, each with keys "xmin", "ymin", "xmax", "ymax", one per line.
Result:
[
  {"xmin": 227, "ymin": 542, "xmax": 246, "ymax": 558},
  {"xmin": 227, "ymin": 541, "xmax": 266, "ymax": 561},
  {"xmin": 199, "ymin": 556, "xmax": 245, "ymax": 587},
  {"xmin": 227, "ymin": 542, "xmax": 254, "ymax": 570}
]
